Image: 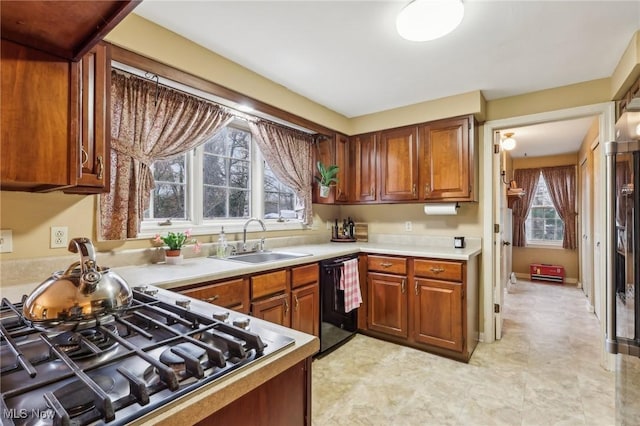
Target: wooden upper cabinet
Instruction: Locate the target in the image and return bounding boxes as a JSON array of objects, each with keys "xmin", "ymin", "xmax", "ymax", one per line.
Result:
[
  {"xmin": 379, "ymin": 126, "xmax": 419, "ymax": 201},
  {"xmin": 1, "ymin": 40, "xmax": 112, "ymax": 193},
  {"xmin": 1, "ymin": 1, "xmax": 139, "ymax": 61},
  {"xmin": 312, "ymin": 132, "xmax": 349, "ymax": 203},
  {"xmin": 334, "ymin": 133, "xmax": 350, "ymax": 203},
  {"xmin": 419, "ymin": 116, "xmax": 473, "ymax": 201},
  {"xmin": 65, "ymin": 43, "xmax": 111, "ymax": 194},
  {"xmin": 351, "ymin": 133, "xmax": 377, "ymax": 202},
  {"xmin": 312, "ymin": 135, "xmax": 335, "ymax": 204},
  {"xmin": 1, "ymin": 40, "xmax": 79, "ymax": 191}
]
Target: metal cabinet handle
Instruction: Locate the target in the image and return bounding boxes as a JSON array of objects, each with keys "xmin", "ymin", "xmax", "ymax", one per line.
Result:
[
  {"xmin": 370, "ymin": 187, "xmax": 374, "ymax": 197},
  {"xmin": 97, "ymin": 155, "xmax": 104, "ymax": 180},
  {"xmin": 81, "ymin": 148, "xmax": 89, "ymax": 167},
  {"xmin": 203, "ymin": 295, "xmax": 219, "ymax": 303},
  {"xmin": 412, "ymin": 183, "xmax": 417, "ymax": 196},
  {"xmin": 429, "ymin": 266, "xmax": 445, "ymax": 274},
  {"xmin": 401, "ymin": 278, "xmax": 406, "ymax": 294},
  {"xmin": 294, "ymin": 294, "xmax": 299, "ymax": 310},
  {"xmin": 425, "ymin": 184, "xmax": 431, "ymax": 194},
  {"xmin": 284, "ymin": 298, "xmax": 289, "ymax": 314},
  {"xmin": 380, "ymin": 262, "xmax": 393, "ymax": 268}
]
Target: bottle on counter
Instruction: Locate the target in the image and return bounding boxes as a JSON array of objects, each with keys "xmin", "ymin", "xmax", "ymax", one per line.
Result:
[
  {"xmin": 217, "ymin": 227, "xmax": 228, "ymax": 258},
  {"xmin": 348, "ymin": 217, "xmax": 355, "ymax": 239}
]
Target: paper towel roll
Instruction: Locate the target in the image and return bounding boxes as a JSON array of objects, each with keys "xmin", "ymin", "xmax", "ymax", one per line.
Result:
[{"xmin": 424, "ymin": 203, "xmax": 459, "ymax": 215}]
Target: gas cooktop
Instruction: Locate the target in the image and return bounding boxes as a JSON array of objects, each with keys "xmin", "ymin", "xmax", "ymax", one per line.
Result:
[{"xmin": 0, "ymin": 286, "xmax": 295, "ymax": 425}]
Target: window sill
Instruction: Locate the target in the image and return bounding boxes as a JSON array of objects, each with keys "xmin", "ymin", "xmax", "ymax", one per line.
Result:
[
  {"xmin": 138, "ymin": 219, "xmax": 306, "ymax": 239},
  {"xmin": 523, "ymin": 243, "xmax": 564, "ymax": 250}
]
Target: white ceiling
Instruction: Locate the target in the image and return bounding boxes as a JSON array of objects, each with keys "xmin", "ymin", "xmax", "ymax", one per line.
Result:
[{"xmin": 134, "ymin": 0, "xmax": 640, "ymax": 156}]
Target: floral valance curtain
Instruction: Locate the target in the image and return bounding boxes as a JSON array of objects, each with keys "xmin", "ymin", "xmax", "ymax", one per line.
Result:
[
  {"xmin": 541, "ymin": 165, "xmax": 577, "ymax": 249},
  {"xmin": 100, "ymin": 71, "xmax": 234, "ymax": 240},
  {"xmin": 248, "ymin": 120, "xmax": 315, "ymax": 225},
  {"xmin": 512, "ymin": 168, "xmax": 541, "ymax": 247}
]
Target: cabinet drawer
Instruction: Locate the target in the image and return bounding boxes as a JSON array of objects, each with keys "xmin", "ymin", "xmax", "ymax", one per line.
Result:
[
  {"xmin": 367, "ymin": 255, "xmax": 407, "ymax": 275},
  {"xmin": 291, "ymin": 263, "xmax": 319, "ymax": 289},
  {"xmin": 179, "ymin": 278, "xmax": 248, "ymax": 309},
  {"xmin": 252, "ymin": 270, "xmax": 288, "ymax": 300},
  {"xmin": 414, "ymin": 259, "xmax": 463, "ymax": 281}
]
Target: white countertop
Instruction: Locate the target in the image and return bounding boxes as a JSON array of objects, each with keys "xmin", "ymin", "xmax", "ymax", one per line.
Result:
[{"xmin": 115, "ymin": 241, "xmax": 481, "ymax": 290}]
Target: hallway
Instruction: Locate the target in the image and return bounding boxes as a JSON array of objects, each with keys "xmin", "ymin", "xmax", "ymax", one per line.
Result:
[{"xmin": 312, "ymin": 280, "xmax": 615, "ymax": 425}]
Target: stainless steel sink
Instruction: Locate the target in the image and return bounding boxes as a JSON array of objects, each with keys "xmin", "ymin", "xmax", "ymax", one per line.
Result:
[{"xmin": 222, "ymin": 251, "xmax": 311, "ymax": 264}]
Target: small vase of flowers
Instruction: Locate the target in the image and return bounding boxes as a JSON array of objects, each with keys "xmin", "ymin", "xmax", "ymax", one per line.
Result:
[{"xmin": 154, "ymin": 230, "xmax": 201, "ymax": 264}]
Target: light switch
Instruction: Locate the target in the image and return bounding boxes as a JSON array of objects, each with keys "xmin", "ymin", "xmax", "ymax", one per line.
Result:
[{"xmin": 0, "ymin": 230, "xmax": 13, "ymax": 253}]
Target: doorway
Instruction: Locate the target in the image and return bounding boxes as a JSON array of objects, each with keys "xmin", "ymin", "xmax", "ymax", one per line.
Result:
[{"xmin": 481, "ymin": 102, "xmax": 615, "ymax": 355}]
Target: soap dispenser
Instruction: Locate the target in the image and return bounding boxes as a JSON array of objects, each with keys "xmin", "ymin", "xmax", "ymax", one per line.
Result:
[{"xmin": 217, "ymin": 227, "xmax": 228, "ymax": 258}]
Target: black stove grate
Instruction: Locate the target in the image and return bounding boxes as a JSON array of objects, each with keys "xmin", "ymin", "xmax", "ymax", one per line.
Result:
[{"xmin": 0, "ymin": 289, "xmax": 283, "ymax": 426}]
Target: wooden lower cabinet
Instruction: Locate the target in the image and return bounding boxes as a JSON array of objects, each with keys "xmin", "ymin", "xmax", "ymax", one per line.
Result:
[
  {"xmin": 413, "ymin": 278, "xmax": 463, "ymax": 351},
  {"xmin": 362, "ymin": 255, "xmax": 478, "ymax": 362},
  {"xmin": 291, "ymin": 284, "xmax": 319, "ymax": 337},
  {"xmin": 252, "ymin": 292, "xmax": 291, "ymax": 328},
  {"xmin": 367, "ymin": 272, "xmax": 408, "ymax": 338},
  {"xmin": 196, "ymin": 358, "xmax": 311, "ymax": 426},
  {"xmin": 178, "ymin": 278, "xmax": 250, "ymax": 314}
]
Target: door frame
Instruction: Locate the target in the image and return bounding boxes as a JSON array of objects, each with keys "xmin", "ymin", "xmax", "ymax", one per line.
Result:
[{"xmin": 481, "ymin": 102, "xmax": 615, "ymax": 362}]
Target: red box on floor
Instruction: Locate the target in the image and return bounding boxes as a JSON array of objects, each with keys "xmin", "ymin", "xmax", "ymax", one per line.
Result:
[{"xmin": 530, "ymin": 263, "xmax": 565, "ymax": 284}]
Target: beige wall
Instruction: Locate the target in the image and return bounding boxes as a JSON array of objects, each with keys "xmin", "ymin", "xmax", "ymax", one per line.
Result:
[
  {"xmin": 1, "ymin": 17, "xmax": 638, "ymax": 268},
  {"xmin": 510, "ymin": 153, "xmax": 579, "ymax": 280}
]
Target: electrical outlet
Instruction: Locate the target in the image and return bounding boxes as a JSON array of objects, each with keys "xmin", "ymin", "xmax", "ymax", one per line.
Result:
[
  {"xmin": 405, "ymin": 221, "xmax": 412, "ymax": 232},
  {"xmin": 51, "ymin": 226, "xmax": 68, "ymax": 249},
  {"xmin": 0, "ymin": 230, "xmax": 13, "ymax": 253}
]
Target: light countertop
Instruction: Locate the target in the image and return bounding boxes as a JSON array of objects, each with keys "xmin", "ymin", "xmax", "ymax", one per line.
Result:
[{"xmin": 115, "ymin": 241, "xmax": 481, "ymax": 291}]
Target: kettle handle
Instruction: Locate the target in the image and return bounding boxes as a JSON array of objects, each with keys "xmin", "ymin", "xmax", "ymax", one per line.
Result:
[{"xmin": 68, "ymin": 238, "xmax": 101, "ymax": 292}]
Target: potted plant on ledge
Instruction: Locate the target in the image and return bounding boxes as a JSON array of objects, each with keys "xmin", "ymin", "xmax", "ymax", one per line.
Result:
[
  {"xmin": 315, "ymin": 161, "xmax": 339, "ymax": 198},
  {"xmin": 153, "ymin": 230, "xmax": 201, "ymax": 264}
]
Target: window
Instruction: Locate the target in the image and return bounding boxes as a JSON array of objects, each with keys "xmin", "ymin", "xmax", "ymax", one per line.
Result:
[
  {"xmin": 263, "ymin": 162, "xmax": 296, "ymax": 219},
  {"xmin": 525, "ymin": 172, "xmax": 564, "ymax": 245},
  {"xmin": 203, "ymin": 126, "xmax": 251, "ymax": 219},
  {"xmin": 143, "ymin": 122, "xmax": 299, "ymax": 232}
]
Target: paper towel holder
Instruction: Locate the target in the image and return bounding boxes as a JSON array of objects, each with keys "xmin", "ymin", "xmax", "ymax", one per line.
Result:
[{"xmin": 423, "ymin": 202, "xmax": 460, "ymax": 216}]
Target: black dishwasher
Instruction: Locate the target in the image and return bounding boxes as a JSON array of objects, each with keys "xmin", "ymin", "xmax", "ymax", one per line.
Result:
[{"xmin": 318, "ymin": 254, "xmax": 359, "ymax": 356}]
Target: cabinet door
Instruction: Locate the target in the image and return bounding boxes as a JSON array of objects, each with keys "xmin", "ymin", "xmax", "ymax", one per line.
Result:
[
  {"xmin": 413, "ymin": 278, "xmax": 463, "ymax": 352},
  {"xmin": 379, "ymin": 126, "xmax": 418, "ymax": 201},
  {"xmin": 367, "ymin": 272, "xmax": 408, "ymax": 338},
  {"xmin": 65, "ymin": 42, "xmax": 111, "ymax": 193},
  {"xmin": 252, "ymin": 293, "xmax": 291, "ymax": 327},
  {"xmin": 313, "ymin": 136, "xmax": 335, "ymax": 204},
  {"xmin": 1, "ymin": 40, "xmax": 79, "ymax": 191},
  {"xmin": 334, "ymin": 132, "xmax": 350, "ymax": 203},
  {"xmin": 351, "ymin": 133, "xmax": 377, "ymax": 202},
  {"xmin": 291, "ymin": 283, "xmax": 319, "ymax": 336},
  {"xmin": 419, "ymin": 116, "xmax": 471, "ymax": 200}
]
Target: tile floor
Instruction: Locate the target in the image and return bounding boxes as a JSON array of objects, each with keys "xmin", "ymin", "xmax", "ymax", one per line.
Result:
[{"xmin": 312, "ymin": 279, "xmax": 615, "ymax": 425}]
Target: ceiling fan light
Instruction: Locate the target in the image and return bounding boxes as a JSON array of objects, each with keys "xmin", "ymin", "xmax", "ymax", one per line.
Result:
[{"xmin": 396, "ymin": 0, "xmax": 465, "ymax": 42}]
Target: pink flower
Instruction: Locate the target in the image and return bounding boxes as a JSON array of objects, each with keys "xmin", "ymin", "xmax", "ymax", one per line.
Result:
[
  {"xmin": 184, "ymin": 229, "xmax": 192, "ymax": 238},
  {"xmin": 193, "ymin": 241, "xmax": 202, "ymax": 254},
  {"xmin": 153, "ymin": 234, "xmax": 162, "ymax": 244}
]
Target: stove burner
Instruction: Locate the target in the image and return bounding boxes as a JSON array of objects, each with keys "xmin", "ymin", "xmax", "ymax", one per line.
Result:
[
  {"xmin": 51, "ymin": 375, "xmax": 115, "ymax": 417},
  {"xmin": 50, "ymin": 324, "xmax": 118, "ymax": 359},
  {"xmin": 159, "ymin": 342, "xmax": 207, "ymax": 377}
]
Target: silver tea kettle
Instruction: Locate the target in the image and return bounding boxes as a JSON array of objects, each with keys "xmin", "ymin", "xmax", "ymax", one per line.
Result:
[{"xmin": 23, "ymin": 237, "xmax": 133, "ymax": 330}]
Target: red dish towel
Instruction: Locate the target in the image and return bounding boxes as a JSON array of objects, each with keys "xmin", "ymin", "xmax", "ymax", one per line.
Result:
[{"xmin": 339, "ymin": 258, "xmax": 362, "ymax": 313}]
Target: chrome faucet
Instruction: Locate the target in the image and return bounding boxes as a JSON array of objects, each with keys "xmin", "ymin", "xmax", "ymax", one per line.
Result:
[{"xmin": 243, "ymin": 217, "xmax": 267, "ymax": 252}]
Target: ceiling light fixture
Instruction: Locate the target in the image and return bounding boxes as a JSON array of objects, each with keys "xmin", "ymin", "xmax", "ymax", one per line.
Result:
[
  {"xmin": 396, "ymin": 0, "xmax": 465, "ymax": 42},
  {"xmin": 501, "ymin": 132, "xmax": 517, "ymax": 151}
]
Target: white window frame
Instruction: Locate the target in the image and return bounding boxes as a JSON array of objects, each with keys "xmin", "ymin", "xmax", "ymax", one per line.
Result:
[
  {"xmin": 525, "ymin": 172, "xmax": 564, "ymax": 248},
  {"xmin": 139, "ymin": 120, "xmax": 304, "ymax": 238}
]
